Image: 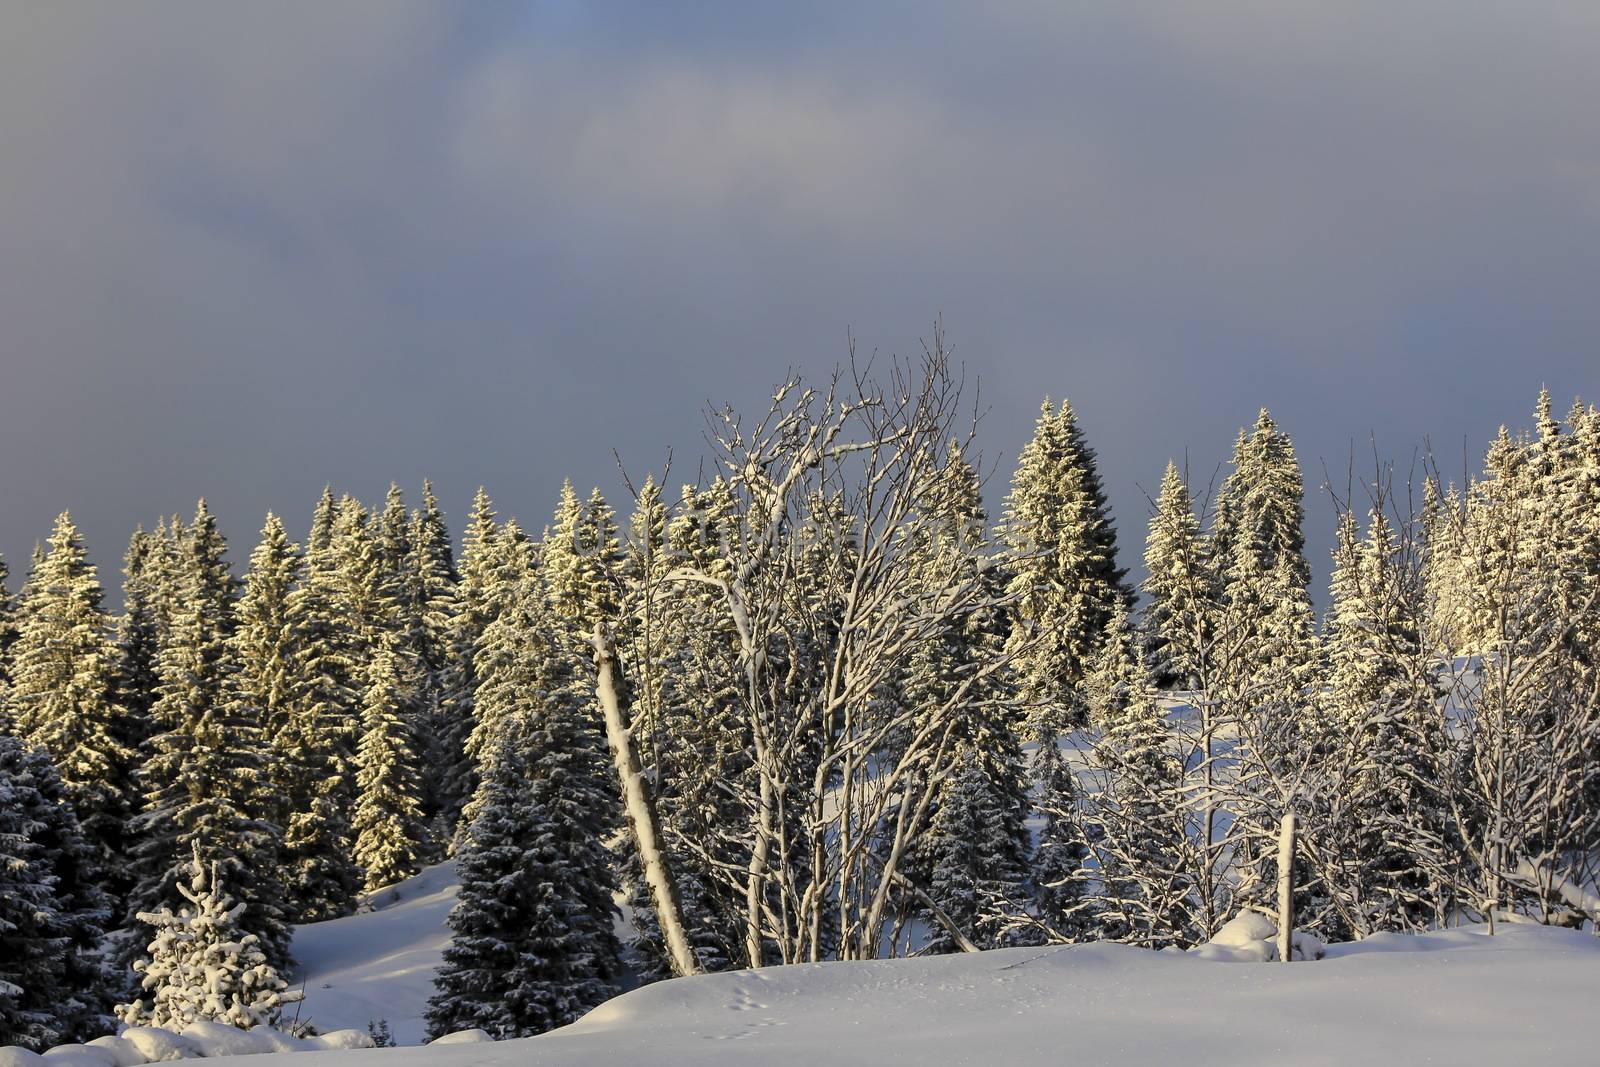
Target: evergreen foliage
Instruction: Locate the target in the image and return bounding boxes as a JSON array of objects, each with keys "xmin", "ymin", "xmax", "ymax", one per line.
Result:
[
  {"xmin": 118, "ymin": 843, "xmax": 299, "ymax": 1032},
  {"xmin": 6, "ymin": 512, "xmax": 135, "ymax": 880},
  {"xmin": 999, "ymin": 399, "xmax": 1129, "ymax": 728},
  {"xmin": 129, "ymin": 502, "xmax": 289, "ymax": 967},
  {"xmin": 427, "ymin": 622, "xmax": 621, "ymax": 1042},
  {"xmin": 0, "ymin": 736, "xmax": 117, "ymax": 1050},
  {"xmin": 352, "ymin": 648, "xmax": 427, "ymax": 890},
  {"xmin": 279, "ymin": 495, "xmax": 363, "ymax": 922}
]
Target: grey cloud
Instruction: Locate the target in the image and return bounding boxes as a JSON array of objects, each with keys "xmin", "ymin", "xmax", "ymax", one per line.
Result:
[{"xmin": 1, "ymin": 2, "xmax": 1596, "ymax": 601}]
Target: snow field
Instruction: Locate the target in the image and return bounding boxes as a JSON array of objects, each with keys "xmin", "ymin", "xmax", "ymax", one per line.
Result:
[{"xmin": 279, "ymin": 924, "xmax": 1600, "ymax": 1066}]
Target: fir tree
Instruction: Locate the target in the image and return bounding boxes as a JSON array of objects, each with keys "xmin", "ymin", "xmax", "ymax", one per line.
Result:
[
  {"xmin": 427, "ymin": 709, "xmax": 620, "ymax": 1039},
  {"xmin": 352, "ymin": 648, "xmax": 427, "ymax": 890},
  {"xmin": 999, "ymin": 398, "xmax": 1129, "ymax": 728},
  {"xmin": 435, "ymin": 487, "xmax": 504, "ymax": 834},
  {"xmin": 1318, "ymin": 506, "xmax": 1444, "ymax": 934},
  {"xmin": 905, "ymin": 444, "xmax": 1033, "ymax": 950},
  {"xmin": 112, "ymin": 528, "xmax": 163, "ymax": 786},
  {"xmin": 118, "ymin": 843, "xmax": 299, "ymax": 1032},
  {"xmin": 407, "ymin": 481, "xmax": 459, "ymax": 839},
  {"xmin": 231, "ymin": 516, "xmax": 303, "ymax": 824},
  {"xmin": 1141, "ymin": 461, "xmax": 1213, "ymax": 690},
  {"xmin": 623, "ymin": 480, "xmax": 749, "ymax": 977},
  {"xmin": 0, "ymin": 736, "xmax": 117, "ymax": 1049},
  {"xmin": 6, "ymin": 512, "xmax": 136, "ymax": 880},
  {"xmin": 130, "ymin": 502, "xmax": 289, "ymax": 966},
  {"xmin": 922, "ymin": 745, "xmax": 1033, "ymax": 952},
  {"xmin": 0, "ymin": 554, "xmax": 17, "ymax": 704},
  {"xmin": 543, "ymin": 480, "xmax": 614, "ymax": 629},
  {"xmin": 279, "ymin": 493, "xmax": 363, "ymax": 923},
  {"xmin": 1211, "ymin": 409, "xmax": 1311, "ymax": 596}
]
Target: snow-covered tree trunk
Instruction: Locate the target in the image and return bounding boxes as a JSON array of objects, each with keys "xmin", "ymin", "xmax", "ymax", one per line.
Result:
[
  {"xmin": 1277, "ymin": 810, "xmax": 1296, "ymax": 963},
  {"xmin": 591, "ymin": 622, "xmax": 702, "ymax": 977}
]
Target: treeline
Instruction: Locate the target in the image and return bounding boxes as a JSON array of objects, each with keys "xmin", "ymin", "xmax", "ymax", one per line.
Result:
[{"xmin": 1, "ymin": 350, "xmax": 1596, "ymax": 1046}]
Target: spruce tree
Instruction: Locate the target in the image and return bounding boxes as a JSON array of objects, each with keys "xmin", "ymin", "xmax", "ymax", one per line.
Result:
[
  {"xmin": 279, "ymin": 494, "xmax": 363, "ymax": 922},
  {"xmin": 623, "ymin": 480, "xmax": 749, "ymax": 976},
  {"xmin": 922, "ymin": 744, "xmax": 1033, "ymax": 952},
  {"xmin": 408, "ymin": 481, "xmax": 459, "ymax": 839},
  {"xmin": 0, "ymin": 736, "xmax": 117, "ymax": 1049},
  {"xmin": 231, "ymin": 516, "xmax": 303, "ymax": 822},
  {"xmin": 6, "ymin": 512, "xmax": 136, "ymax": 880},
  {"xmin": 112, "ymin": 528, "xmax": 163, "ymax": 787},
  {"xmin": 1141, "ymin": 461, "xmax": 1213, "ymax": 690},
  {"xmin": 0, "ymin": 554, "xmax": 17, "ymax": 705},
  {"xmin": 130, "ymin": 502, "xmax": 288, "ymax": 966},
  {"xmin": 429, "ymin": 583, "xmax": 621, "ymax": 1040},
  {"xmin": 426, "ymin": 732, "xmax": 616, "ymax": 1040},
  {"xmin": 435, "ymin": 488, "xmax": 503, "ymax": 834},
  {"xmin": 999, "ymin": 398, "xmax": 1129, "ymax": 729},
  {"xmin": 1318, "ymin": 506, "xmax": 1444, "ymax": 934},
  {"xmin": 118, "ymin": 843, "xmax": 298, "ymax": 1032},
  {"xmin": 352, "ymin": 648, "xmax": 427, "ymax": 890},
  {"xmin": 905, "ymin": 444, "xmax": 1033, "ymax": 950}
]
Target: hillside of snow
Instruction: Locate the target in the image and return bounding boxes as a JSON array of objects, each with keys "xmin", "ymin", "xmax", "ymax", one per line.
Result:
[
  {"xmin": 288, "ymin": 862, "xmax": 461, "ymax": 1045},
  {"xmin": 274, "ymin": 864, "xmax": 1600, "ymax": 1065}
]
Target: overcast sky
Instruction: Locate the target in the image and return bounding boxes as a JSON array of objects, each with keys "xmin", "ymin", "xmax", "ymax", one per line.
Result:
[{"xmin": 3, "ymin": 2, "xmax": 1597, "ymax": 603}]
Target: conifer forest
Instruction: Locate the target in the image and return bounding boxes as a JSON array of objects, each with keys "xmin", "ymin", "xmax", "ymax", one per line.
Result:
[{"xmin": 2, "ymin": 350, "xmax": 1597, "ymax": 1049}]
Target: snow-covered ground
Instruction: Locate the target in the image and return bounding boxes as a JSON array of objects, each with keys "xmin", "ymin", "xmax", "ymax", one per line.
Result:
[
  {"xmin": 276, "ymin": 863, "xmax": 1600, "ymax": 1065},
  {"xmin": 282, "ymin": 924, "xmax": 1596, "ymax": 1065},
  {"xmin": 288, "ymin": 862, "xmax": 460, "ymax": 1045}
]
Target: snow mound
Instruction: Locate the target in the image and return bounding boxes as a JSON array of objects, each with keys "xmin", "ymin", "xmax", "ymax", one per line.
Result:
[
  {"xmin": 1207, "ymin": 908, "xmax": 1278, "ymax": 947},
  {"xmin": 83, "ymin": 1038, "xmax": 144, "ymax": 1067},
  {"xmin": 38, "ymin": 1050, "xmax": 114, "ymax": 1067},
  {"xmin": 301, "ymin": 1030, "xmax": 374, "ymax": 1051},
  {"xmin": 179, "ymin": 1022, "xmax": 277, "ymax": 1057},
  {"xmin": 1191, "ymin": 909, "xmax": 1327, "ymax": 962},
  {"xmin": 427, "ymin": 1030, "xmax": 493, "ymax": 1045},
  {"xmin": 117, "ymin": 1029, "xmax": 198, "ymax": 1063}
]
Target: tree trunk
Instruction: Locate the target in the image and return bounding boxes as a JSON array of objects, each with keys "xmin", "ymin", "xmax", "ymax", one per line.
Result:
[
  {"xmin": 591, "ymin": 622, "xmax": 702, "ymax": 978},
  {"xmin": 1277, "ymin": 809, "xmax": 1297, "ymax": 963}
]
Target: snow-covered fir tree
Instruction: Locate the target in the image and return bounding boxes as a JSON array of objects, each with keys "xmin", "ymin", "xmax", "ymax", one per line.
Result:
[
  {"xmin": 999, "ymin": 398, "xmax": 1129, "ymax": 729},
  {"xmin": 5, "ymin": 511, "xmax": 136, "ymax": 881},
  {"xmin": 230, "ymin": 516, "xmax": 302, "ymax": 825},
  {"xmin": 622, "ymin": 479, "xmax": 749, "ymax": 977},
  {"xmin": 458, "ymin": 521, "xmax": 540, "ymax": 783},
  {"xmin": 1315, "ymin": 504, "xmax": 1445, "ymax": 935},
  {"xmin": 543, "ymin": 481, "xmax": 621, "ymax": 632},
  {"xmin": 352, "ymin": 647, "xmax": 427, "ymax": 890},
  {"xmin": 0, "ymin": 554, "xmax": 17, "ymax": 704},
  {"xmin": 922, "ymin": 744, "xmax": 1033, "ymax": 952},
  {"xmin": 903, "ymin": 444, "xmax": 1033, "ymax": 951},
  {"xmin": 427, "ymin": 663, "xmax": 621, "ymax": 1040},
  {"xmin": 112, "ymin": 528, "xmax": 164, "ymax": 793},
  {"xmin": 1141, "ymin": 461, "xmax": 1213, "ymax": 690},
  {"xmin": 0, "ymin": 735, "xmax": 117, "ymax": 1050},
  {"xmin": 434, "ymin": 487, "xmax": 505, "ymax": 835},
  {"xmin": 129, "ymin": 501, "xmax": 289, "ymax": 967},
  {"xmin": 118, "ymin": 843, "xmax": 299, "ymax": 1032},
  {"xmin": 406, "ymin": 481, "xmax": 459, "ymax": 843},
  {"xmin": 277, "ymin": 492, "xmax": 363, "ymax": 922}
]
